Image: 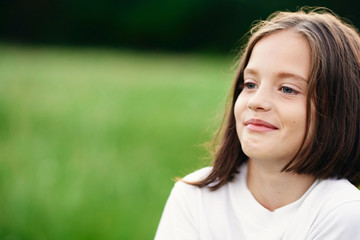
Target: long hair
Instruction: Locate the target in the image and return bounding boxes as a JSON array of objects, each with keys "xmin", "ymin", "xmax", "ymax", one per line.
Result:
[{"xmin": 186, "ymin": 7, "xmax": 360, "ymax": 190}]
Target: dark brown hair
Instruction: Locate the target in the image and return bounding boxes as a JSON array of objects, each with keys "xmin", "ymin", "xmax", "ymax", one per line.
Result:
[{"xmin": 187, "ymin": 7, "xmax": 360, "ymax": 190}]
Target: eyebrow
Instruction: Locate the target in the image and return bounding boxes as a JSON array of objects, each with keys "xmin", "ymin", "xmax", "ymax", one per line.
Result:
[{"xmin": 244, "ymin": 68, "xmax": 308, "ymax": 83}]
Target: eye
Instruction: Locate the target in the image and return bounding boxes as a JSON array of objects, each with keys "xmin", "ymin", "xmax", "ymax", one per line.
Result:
[
  {"xmin": 244, "ymin": 82, "xmax": 257, "ymax": 89},
  {"xmin": 281, "ymin": 86, "xmax": 298, "ymax": 95}
]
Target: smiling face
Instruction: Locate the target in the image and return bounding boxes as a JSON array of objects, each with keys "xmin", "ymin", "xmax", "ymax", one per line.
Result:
[{"xmin": 234, "ymin": 30, "xmax": 312, "ymax": 168}]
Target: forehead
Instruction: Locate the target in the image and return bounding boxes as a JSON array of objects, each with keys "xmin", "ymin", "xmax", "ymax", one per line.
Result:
[{"xmin": 245, "ymin": 30, "xmax": 311, "ymax": 81}]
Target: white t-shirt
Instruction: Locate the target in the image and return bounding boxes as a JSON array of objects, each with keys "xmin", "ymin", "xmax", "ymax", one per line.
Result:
[{"xmin": 155, "ymin": 164, "xmax": 360, "ymax": 240}]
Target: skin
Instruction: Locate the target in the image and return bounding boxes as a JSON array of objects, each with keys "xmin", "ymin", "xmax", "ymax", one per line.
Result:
[{"xmin": 234, "ymin": 30, "xmax": 316, "ymax": 211}]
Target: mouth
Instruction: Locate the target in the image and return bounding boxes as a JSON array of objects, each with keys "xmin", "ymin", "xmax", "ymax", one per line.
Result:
[{"xmin": 244, "ymin": 119, "xmax": 278, "ymax": 132}]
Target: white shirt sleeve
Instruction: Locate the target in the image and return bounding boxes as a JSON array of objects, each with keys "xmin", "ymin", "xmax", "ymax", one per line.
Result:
[
  {"xmin": 155, "ymin": 181, "xmax": 200, "ymax": 240},
  {"xmin": 307, "ymin": 201, "xmax": 360, "ymax": 240}
]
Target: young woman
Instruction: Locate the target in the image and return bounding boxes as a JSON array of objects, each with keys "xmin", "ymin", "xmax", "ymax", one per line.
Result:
[{"xmin": 155, "ymin": 8, "xmax": 360, "ymax": 240}]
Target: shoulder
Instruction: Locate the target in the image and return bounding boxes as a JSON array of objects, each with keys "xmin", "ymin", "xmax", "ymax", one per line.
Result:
[
  {"xmin": 155, "ymin": 168, "xmax": 213, "ymax": 240},
  {"xmin": 182, "ymin": 166, "xmax": 212, "ymax": 182},
  {"xmin": 318, "ymin": 179, "xmax": 360, "ymax": 221},
  {"xmin": 155, "ymin": 168, "xmax": 212, "ymax": 233},
  {"xmin": 306, "ymin": 179, "xmax": 360, "ymax": 239},
  {"xmin": 309, "ymin": 178, "xmax": 360, "ymax": 216},
  {"xmin": 326, "ymin": 200, "xmax": 360, "ymax": 220},
  {"xmin": 307, "ymin": 200, "xmax": 360, "ymax": 239},
  {"xmin": 315, "ymin": 178, "xmax": 360, "ymax": 206},
  {"xmin": 171, "ymin": 167, "xmax": 212, "ymax": 196}
]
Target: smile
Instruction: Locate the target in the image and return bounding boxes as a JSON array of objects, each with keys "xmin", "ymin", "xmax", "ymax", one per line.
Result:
[{"xmin": 244, "ymin": 119, "xmax": 278, "ymax": 132}]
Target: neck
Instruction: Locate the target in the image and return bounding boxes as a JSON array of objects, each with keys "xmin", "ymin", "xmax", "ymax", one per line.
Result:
[{"xmin": 247, "ymin": 158, "xmax": 315, "ymax": 211}]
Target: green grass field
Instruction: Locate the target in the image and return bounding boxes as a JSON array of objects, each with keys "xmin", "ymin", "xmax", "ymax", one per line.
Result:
[{"xmin": 0, "ymin": 44, "xmax": 233, "ymax": 239}]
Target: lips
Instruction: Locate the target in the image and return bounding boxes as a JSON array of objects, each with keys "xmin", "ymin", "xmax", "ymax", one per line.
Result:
[{"xmin": 244, "ymin": 119, "xmax": 278, "ymax": 132}]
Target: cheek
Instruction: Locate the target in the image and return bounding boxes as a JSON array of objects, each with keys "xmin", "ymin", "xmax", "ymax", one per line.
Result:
[
  {"xmin": 287, "ymin": 110, "xmax": 307, "ymax": 142},
  {"xmin": 234, "ymin": 101, "xmax": 239, "ymax": 119},
  {"xmin": 234, "ymin": 94, "xmax": 247, "ymax": 119},
  {"xmin": 303, "ymin": 105, "xmax": 316, "ymax": 146}
]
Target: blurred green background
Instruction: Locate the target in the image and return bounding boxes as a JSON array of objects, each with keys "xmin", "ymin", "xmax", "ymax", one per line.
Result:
[{"xmin": 0, "ymin": 0, "xmax": 359, "ymax": 239}]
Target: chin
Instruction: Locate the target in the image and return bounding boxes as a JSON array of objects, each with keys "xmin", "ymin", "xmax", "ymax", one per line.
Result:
[{"xmin": 241, "ymin": 146, "xmax": 268, "ymax": 160}]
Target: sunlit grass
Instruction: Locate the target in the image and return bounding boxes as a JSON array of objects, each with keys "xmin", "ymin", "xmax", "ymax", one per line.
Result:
[{"xmin": 0, "ymin": 44, "xmax": 233, "ymax": 239}]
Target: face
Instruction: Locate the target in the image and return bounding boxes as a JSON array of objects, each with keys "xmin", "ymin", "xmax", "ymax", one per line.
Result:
[{"xmin": 234, "ymin": 30, "xmax": 312, "ymax": 168}]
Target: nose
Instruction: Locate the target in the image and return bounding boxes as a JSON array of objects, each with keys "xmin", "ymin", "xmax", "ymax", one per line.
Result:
[{"xmin": 247, "ymin": 86, "xmax": 272, "ymax": 111}]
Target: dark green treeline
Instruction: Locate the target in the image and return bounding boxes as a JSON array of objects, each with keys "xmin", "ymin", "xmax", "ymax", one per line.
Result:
[{"xmin": 0, "ymin": 0, "xmax": 359, "ymax": 52}]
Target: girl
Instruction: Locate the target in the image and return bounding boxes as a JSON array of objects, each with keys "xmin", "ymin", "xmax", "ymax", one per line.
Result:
[{"xmin": 156, "ymin": 8, "xmax": 360, "ymax": 240}]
